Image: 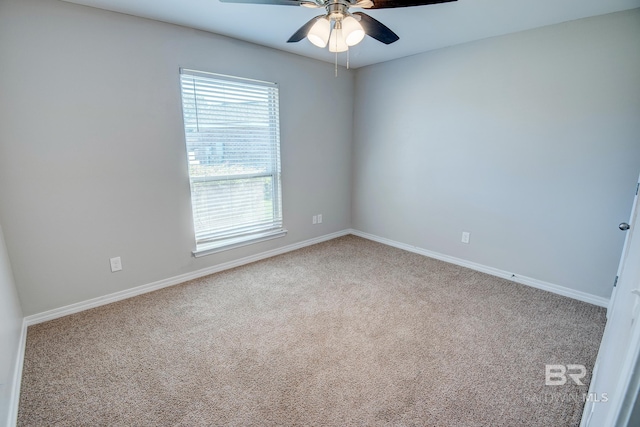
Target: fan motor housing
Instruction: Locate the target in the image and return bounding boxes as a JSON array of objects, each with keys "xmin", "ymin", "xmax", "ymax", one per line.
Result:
[{"xmin": 326, "ymin": 0, "xmax": 351, "ymax": 20}]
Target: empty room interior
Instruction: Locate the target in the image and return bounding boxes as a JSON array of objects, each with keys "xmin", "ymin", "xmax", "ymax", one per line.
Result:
[{"xmin": 1, "ymin": 0, "xmax": 640, "ymax": 425}]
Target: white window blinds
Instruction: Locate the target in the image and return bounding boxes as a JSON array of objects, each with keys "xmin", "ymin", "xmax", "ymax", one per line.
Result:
[{"xmin": 179, "ymin": 69, "xmax": 284, "ymax": 253}]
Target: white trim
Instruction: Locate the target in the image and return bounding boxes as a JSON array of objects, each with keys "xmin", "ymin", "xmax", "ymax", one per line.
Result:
[
  {"xmin": 609, "ymin": 320, "xmax": 640, "ymax": 426},
  {"xmin": 24, "ymin": 227, "xmax": 609, "ymax": 326},
  {"xmin": 608, "ymin": 174, "xmax": 640, "ymax": 316},
  {"xmin": 24, "ymin": 229, "xmax": 351, "ymax": 326},
  {"xmin": 7, "ymin": 318, "xmax": 27, "ymax": 427},
  {"xmin": 193, "ymin": 229, "xmax": 287, "ymax": 258},
  {"xmin": 350, "ymin": 229, "xmax": 609, "ymax": 308},
  {"xmin": 180, "ymin": 68, "xmax": 277, "ymax": 87}
]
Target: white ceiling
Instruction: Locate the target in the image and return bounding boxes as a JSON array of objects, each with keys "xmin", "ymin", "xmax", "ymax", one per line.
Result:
[{"xmin": 60, "ymin": 0, "xmax": 640, "ymax": 68}]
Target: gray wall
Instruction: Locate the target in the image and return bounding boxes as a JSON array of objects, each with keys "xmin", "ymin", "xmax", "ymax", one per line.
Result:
[
  {"xmin": 0, "ymin": 221, "xmax": 23, "ymax": 425},
  {"xmin": 0, "ymin": 0, "xmax": 354, "ymax": 315},
  {"xmin": 352, "ymin": 9, "xmax": 640, "ymax": 299},
  {"xmin": 1, "ymin": 0, "xmax": 638, "ymax": 317}
]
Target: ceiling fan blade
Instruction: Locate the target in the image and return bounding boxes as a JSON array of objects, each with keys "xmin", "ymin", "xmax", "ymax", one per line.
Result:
[
  {"xmin": 352, "ymin": 12, "xmax": 399, "ymax": 45},
  {"xmin": 365, "ymin": 0, "xmax": 457, "ymax": 9},
  {"xmin": 220, "ymin": 0, "xmax": 303, "ymax": 6},
  {"xmin": 287, "ymin": 15, "xmax": 324, "ymax": 43}
]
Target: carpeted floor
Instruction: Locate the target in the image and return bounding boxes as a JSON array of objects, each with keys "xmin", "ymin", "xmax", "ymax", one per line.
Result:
[{"xmin": 18, "ymin": 235, "xmax": 606, "ymax": 426}]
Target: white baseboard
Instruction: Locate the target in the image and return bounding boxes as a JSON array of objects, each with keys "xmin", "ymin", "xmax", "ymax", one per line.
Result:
[
  {"xmin": 24, "ymin": 227, "xmax": 609, "ymax": 327},
  {"xmin": 25, "ymin": 229, "xmax": 351, "ymax": 326},
  {"xmin": 350, "ymin": 229, "xmax": 609, "ymax": 308},
  {"xmin": 7, "ymin": 318, "xmax": 27, "ymax": 427}
]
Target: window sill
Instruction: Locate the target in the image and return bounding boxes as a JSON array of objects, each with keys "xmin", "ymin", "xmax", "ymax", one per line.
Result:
[{"xmin": 192, "ymin": 229, "xmax": 288, "ymax": 258}]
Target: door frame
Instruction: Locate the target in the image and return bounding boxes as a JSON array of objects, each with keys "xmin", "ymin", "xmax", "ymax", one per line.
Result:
[{"xmin": 581, "ymin": 173, "xmax": 640, "ymax": 427}]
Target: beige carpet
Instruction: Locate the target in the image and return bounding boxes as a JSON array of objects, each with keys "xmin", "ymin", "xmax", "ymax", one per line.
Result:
[{"xmin": 18, "ymin": 235, "xmax": 606, "ymax": 426}]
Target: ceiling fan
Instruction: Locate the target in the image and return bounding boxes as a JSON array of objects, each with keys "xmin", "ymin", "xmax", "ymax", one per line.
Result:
[{"xmin": 220, "ymin": 0, "xmax": 458, "ymax": 53}]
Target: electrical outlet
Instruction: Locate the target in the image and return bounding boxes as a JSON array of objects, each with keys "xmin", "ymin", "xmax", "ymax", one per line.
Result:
[
  {"xmin": 461, "ymin": 232, "xmax": 470, "ymax": 244},
  {"xmin": 317, "ymin": 214, "xmax": 323, "ymax": 224},
  {"xmin": 110, "ymin": 256, "xmax": 122, "ymax": 272},
  {"xmin": 312, "ymin": 215, "xmax": 317, "ymax": 225}
]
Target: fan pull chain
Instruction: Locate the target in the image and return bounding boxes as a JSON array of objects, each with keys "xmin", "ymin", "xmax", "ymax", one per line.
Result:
[
  {"xmin": 347, "ymin": 49, "xmax": 350, "ymax": 70},
  {"xmin": 335, "ymin": 51, "xmax": 338, "ymax": 77}
]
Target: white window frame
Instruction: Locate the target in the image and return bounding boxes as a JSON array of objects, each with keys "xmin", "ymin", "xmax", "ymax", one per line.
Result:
[{"xmin": 179, "ymin": 69, "xmax": 286, "ymax": 257}]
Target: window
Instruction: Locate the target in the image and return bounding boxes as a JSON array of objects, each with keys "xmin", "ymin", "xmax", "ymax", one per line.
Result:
[{"xmin": 179, "ymin": 69, "xmax": 285, "ymax": 256}]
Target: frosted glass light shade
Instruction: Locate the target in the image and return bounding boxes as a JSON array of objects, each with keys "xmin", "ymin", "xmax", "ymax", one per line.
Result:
[
  {"xmin": 342, "ymin": 16, "xmax": 365, "ymax": 46},
  {"xmin": 307, "ymin": 18, "xmax": 330, "ymax": 48},
  {"xmin": 328, "ymin": 27, "xmax": 348, "ymax": 52}
]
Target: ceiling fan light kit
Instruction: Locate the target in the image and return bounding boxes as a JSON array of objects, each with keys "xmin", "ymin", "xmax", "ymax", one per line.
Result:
[{"xmin": 307, "ymin": 12, "xmax": 365, "ymax": 52}]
